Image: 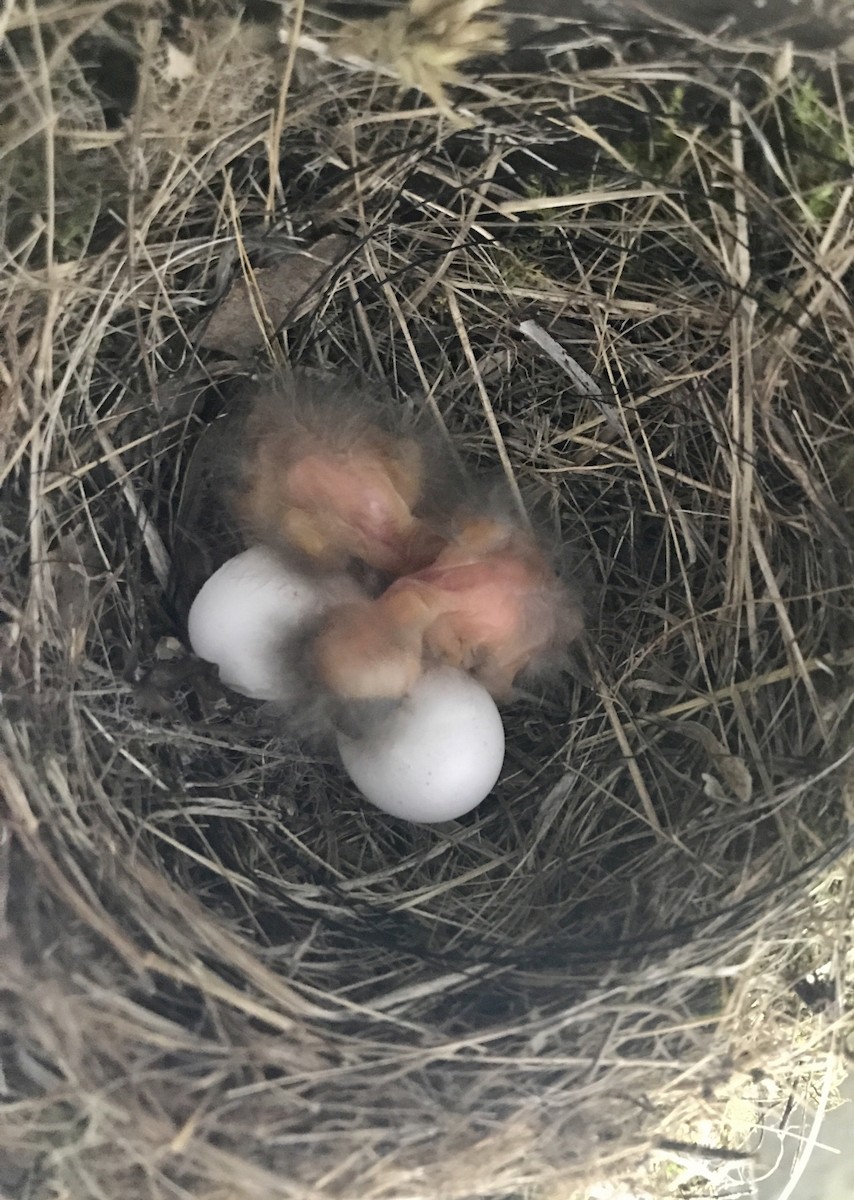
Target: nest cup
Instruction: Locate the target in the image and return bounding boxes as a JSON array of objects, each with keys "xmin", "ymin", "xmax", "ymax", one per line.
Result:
[{"xmin": 1, "ymin": 6, "xmax": 853, "ymax": 1199}]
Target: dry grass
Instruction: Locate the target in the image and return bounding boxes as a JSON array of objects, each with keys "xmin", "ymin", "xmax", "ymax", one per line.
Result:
[{"xmin": 1, "ymin": 3, "xmax": 854, "ymax": 1199}]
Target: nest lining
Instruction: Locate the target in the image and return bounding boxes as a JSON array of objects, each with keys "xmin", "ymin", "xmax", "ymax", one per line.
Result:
[{"xmin": 1, "ymin": 5, "xmax": 853, "ymax": 1200}]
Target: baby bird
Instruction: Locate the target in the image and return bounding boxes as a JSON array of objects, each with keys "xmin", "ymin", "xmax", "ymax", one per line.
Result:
[
  {"xmin": 233, "ymin": 370, "xmax": 447, "ymax": 578},
  {"xmin": 312, "ymin": 513, "xmax": 584, "ymax": 704}
]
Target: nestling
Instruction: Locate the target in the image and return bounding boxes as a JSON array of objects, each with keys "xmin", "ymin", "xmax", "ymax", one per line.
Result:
[
  {"xmin": 312, "ymin": 512, "xmax": 584, "ymax": 703},
  {"xmin": 233, "ymin": 370, "xmax": 447, "ymax": 577}
]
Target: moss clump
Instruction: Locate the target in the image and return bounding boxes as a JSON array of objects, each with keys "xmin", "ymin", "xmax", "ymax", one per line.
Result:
[{"xmin": 780, "ymin": 73, "xmax": 850, "ymax": 224}]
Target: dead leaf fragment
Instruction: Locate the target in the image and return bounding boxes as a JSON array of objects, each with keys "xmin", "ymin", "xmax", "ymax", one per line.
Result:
[
  {"xmin": 199, "ymin": 234, "xmax": 353, "ymax": 355},
  {"xmin": 715, "ymin": 753, "xmax": 753, "ymax": 804},
  {"xmin": 164, "ymin": 42, "xmax": 196, "ymax": 82},
  {"xmin": 681, "ymin": 719, "xmax": 753, "ymax": 804},
  {"xmin": 50, "ymin": 534, "xmax": 94, "ymax": 667}
]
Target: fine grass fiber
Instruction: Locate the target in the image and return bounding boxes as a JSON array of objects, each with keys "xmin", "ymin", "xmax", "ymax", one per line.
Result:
[{"xmin": 1, "ymin": 3, "xmax": 854, "ymax": 1198}]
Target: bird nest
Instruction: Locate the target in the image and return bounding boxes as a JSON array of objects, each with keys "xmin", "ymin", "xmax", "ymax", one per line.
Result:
[{"xmin": 1, "ymin": 4, "xmax": 853, "ymax": 1199}]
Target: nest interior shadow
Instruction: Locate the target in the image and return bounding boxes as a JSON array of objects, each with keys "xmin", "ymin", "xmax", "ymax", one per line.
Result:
[{"xmin": 1, "ymin": 4, "xmax": 853, "ymax": 1199}]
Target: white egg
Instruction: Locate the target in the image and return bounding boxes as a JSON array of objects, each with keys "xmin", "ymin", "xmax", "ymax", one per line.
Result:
[
  {"xmin": 187, "ymin": 546, "xmax": 361, "ymax": 701},
  {"xmin": 336, "ymin": 667, "xmax": 505, "ymax": 822}
]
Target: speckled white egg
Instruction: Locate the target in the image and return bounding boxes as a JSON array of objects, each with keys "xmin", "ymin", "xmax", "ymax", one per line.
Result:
[
  {"xmin": 336, "ymin": 667, "xmax": 505, "ymax": 822},
  {"xmin": 187, "ymin": 545, "xmax": 361, "ymax": 701}
]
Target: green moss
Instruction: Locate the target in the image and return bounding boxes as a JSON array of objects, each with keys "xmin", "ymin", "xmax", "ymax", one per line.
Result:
[
  {"xmin": 0, "ymin": 50, "xmax": 127, "ymax": 264},
  {"xmin": 492, "ymin": 235, "xmax": 559, "ymax": 284},
  {"xmin": 3, "ymin": 138, "xmax": 111, "ymax": 259},
  {"xmin": 790, "ymin": 74, "xmax": 832, "ymax": 136},
  {"xmin": 782, "ymin": 73, "xmax": 849, "ymax": 225},
  {"xmin": 617, "ymin": 83, "xmax": 693, "ymax": 183}
]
